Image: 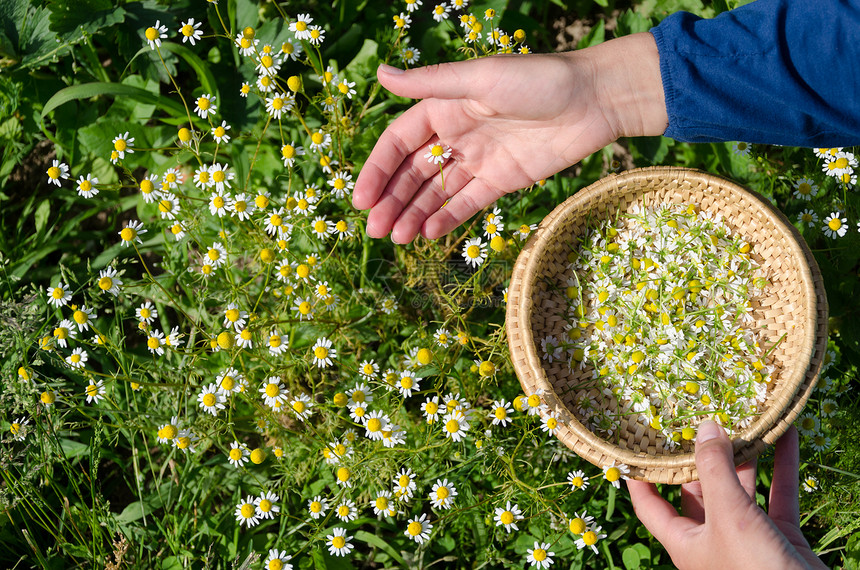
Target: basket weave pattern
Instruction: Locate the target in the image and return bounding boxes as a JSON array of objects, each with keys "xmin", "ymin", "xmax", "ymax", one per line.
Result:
[{"xmin": 506, "ymin": 167, "xmax": 828, "ymax": 484}]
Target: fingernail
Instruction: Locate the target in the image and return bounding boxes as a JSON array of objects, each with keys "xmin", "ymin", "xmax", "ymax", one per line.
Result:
[
  {"xmin": 378, "ymin": 64, "xmax": 405, "ymax": 75},
  {"xmin": 696, "ymin": 420, "xmax": 721, "ymax": 444}
]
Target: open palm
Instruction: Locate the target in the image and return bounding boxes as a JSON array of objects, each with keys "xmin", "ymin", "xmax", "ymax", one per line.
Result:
[{"xmin": 353, "ymin": 33, "xmax": 665, "ymax": 242}]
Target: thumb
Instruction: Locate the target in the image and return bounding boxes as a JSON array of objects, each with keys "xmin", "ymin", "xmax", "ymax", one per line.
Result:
[
  {"xmin": 377, "ymin": 60, "xmax": 488, "ymax": 100},
  {"xmin": 694, "ymin": 420, "xmax": 752, "ymax": 519}
]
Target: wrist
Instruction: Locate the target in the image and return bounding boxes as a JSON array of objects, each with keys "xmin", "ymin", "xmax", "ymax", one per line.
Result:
[{"xmin": 586, "ymin": 32, "xmax": 668, "ymax": 139}]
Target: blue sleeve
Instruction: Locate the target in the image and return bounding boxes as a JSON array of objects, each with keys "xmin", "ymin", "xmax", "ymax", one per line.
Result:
[{"xmin": 650, "ymin": 0, "xmax": 860, "ymax": 147}]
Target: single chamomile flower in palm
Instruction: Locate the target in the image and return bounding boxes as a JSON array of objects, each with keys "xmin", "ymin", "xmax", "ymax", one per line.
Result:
[{"xmin": 425, "ymin": 143, "xmax": 452, "ymax": 165}]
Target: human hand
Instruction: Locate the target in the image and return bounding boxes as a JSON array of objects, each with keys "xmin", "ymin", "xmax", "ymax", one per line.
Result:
[
  {"xmin": 352, "ymin": 33, "xmax": 667, "ymax": 243},
  {"xmin": 627, "ymin": 421, "xmax": 828, "ymax": 570}
]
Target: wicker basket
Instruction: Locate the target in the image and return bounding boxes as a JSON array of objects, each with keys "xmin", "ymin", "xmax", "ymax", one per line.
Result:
[{"xmin": 506, "ymin": 167, "xmax": 828, "ymax": 484}]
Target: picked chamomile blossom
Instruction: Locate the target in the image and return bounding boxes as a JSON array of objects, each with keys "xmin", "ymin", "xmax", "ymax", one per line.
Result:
[{"xmin": 551, "ymin": 204, "xmax": 774, "ymax": 449}]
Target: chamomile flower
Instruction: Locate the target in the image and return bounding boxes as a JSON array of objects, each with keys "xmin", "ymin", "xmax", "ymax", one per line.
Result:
[
  {"xmin": 9, "ymin": 417, "xmax": 29, "ymax": 441},
  {"xmin": 235, "ymin": 495, "xmax": 260, "ymax": 527},
  {"xmin": 567, "ymin": 470, "xmax": 589, "ymax": 490},
  {"xmin": 146, "ymin": 329, "xmax": 165, "ymax": 355},
  {"xmin": 404, "ymin": 0, "xmax": 423, "ymax": 12},
  {"xmin": 327, "ymin": 171, "xmax": 354, "ymax": 199},
  {"xmin": 517, "ymin": 222, "xmax": 538, "ymax": 241},
  {"xmin": 526, "ymin": 542, "xmax": 555, "ymax": 569},
  {"xmin": 280, "ymin": 142, "xmax": 305, "ymax": 167},
  {"xmin": 310, "ymin": 216, "xmax": 334, "ymax": 239},
  {"xmin": 112, "ymin": 133, "xmax": 134, "ymax": 160},
  {"xmin": 393, "ymin": 12, "xmax": 411, "ymax": 30},
  {"xmin": 211, "ymin": 120, "xmax": 231, "ymax": 144},
  {"xmin": 823, "ymin": 211, "xmax": 848, "ymax": 238},
  {"xmin": 136, "ymin": 301, "xmax": 158, "ymax": 324},
  {"xmin": 397, "ymin": 371, "xmax": 419, "ymax": 398},
  {"xmin": 143, "ymin": 20, "xmax": 168, "ymax": 50},
  {"xmin": 45, "ymin": 159, "xmax": 70, "ymax": 187},
  {"xmin": 357, "ymin": 360, "xmax": 379, "ymax": 380},
  {"xmin": 432, "ymin": 3, "xmax": 451, "ymax": 21},
  {"xmin": 602, "ymin": 462, "xmax": 630, "ymax": 489},
  {"xmin": 84, "ymin": 379, "xmax": 105, "ymax": 403},
  {"xmin": 75, "ymin": 173, "xmax": 99, "ymax": 198},
  {"xmin": 260, "ymin": 376, "xmax": 288, "ymax": 408},
  {"xmin": 363, "ymin": 410, "xmax": 390, "ymax": 440},
  {"xmin": 307, "ymin": 25, "xmax": 325, "ymax": 46},
  {"xmin": 792, "ymin": 178, "xmax": 818, "ymax": 200},
  {"xmin": 309, "ymin": 130, "xmax": 331, "ymax": 152},
  {"xmin": 822, "ymin": 151, "xmax": 857, "ymax": 178},
  {"xmin": 263, "ymin": 550, "xmax": 292, "ymax": 570},
  {"xmin": 401, "ymin": 44, "xmax": 421, "ymax": 65},
  {"xmin": 311, "ymin": 337, "xmax": 336, "ymax": 368},
  {"xmin": 462, "ymin": 237, "xmax": 487, "ymax": 268},
  {"xmin": 255, "ymin": 491, "xmax": 280, "ymax": 520},
  {"xmin": 541, "ymin": 411, "xmax": 561, "ymax": 435},
  {"xmin": 802, "ymin": 474, "xmax": 819, "ymax": 493},
  {"xmin": 393, "ymin": 468, "xmax": 417, "ymax": 499},
  {"xmin": 326, "ymin": 527, "xmax": 353, "ymax": 557},
  {"xmin": 334, "ymin": 499, "xmax": 358, "ymax": 522},
  {"xmin": 433, "ymin": 328, "xmax": 452, "ymax": 347},
  {"xmin": 308, "ymin": 496, "xmax": 328, "ymax": 519},
  {"xmin": 264, "ymin": 208, "xmax": 290, "ymax": 237},
  {"xmin": 227, "ymin": 441, "xmax": 250, "ymax": 468},
  {"xmin": 490, "ymin": 399, "xmax": 513, "ymax": 427},
  {"xmin": 157, "ymin": 194, "xmax": 180, "ymax": 220},
  {"xmin": 429, "ymin": 479, "xmax": 457, "ymax": 509},
  {"xmin": 494, "ymin": 501, "xmax": 523, "ymax": 533},
  {"xmin": 53, "ymin": 319, "xmax": 76, "ymax": 348},
  {"xmin": 372, "ymin": 490, "xmax": 397, "ymax": 517},
  {"xmin": 404, "ymin": 513, "xmax": 432, "ymax": 543},
  {"xmin": 347, "ymin": 382, "xmax": 373, "ymax": 406},
  {"xmin": 204, "ymin": 242, "xmax": 228, "ymax": 268},
  {"xmin": 194, "ymin": 93, "xmax": 217, "ymax": 119},
  {"xmin": 208, "ymin": 162, "xmax": 234, "ymax": 192},
  {"xmin": 567, "ymin": 511, "xmax": 594, "ymax": 534},
  {"xmin": 229, "ymin": 193, "xmax": 255, "ymax": 221},
  {"xmin": 223, "ymin": 303, "xmax": 248, "ymax": 331},
  {"xmin": 265, "ymin": 92, "xmax": 293, "ymax": 120},
  {"xmin": 335, "ymin": 78, "xmax": 357, "ymax": 99},
  {"xmin": 267, "ymin": 330, "xmax": 289, "ymax": 355},
  {"xmin": 425, "ymin": 143, "xmax": 451, "ymax": 165},
  {"xmin": 198, "ymin": 383, "xmax": 225, "ymax": 415},
  {"xmin": 46, "ymin": 282, "xmax": 72, "ymax": 308},
  {"xmin": 178, "ymin": 18, "xmax": 203, "ymax": 45},
  {"xmin": 290, "ymin": 393, "xmax": 314, "ymax": 421},
  {"xmin": 155, "ymin": 416, "xmax": 180, "ymax": 444},
  {"xmin": 797, "ymin": 413, "xmax": 820, "ymax": 437},
  {"xmin": 575, "ymin": 525, "xmax": 606, "ymax": 554},
  {"xmin": 65, "ymin": 347, "xmax": 88, "ymax": 369},
  {"xmin": 442, "ymin": 410, "xmax": 469, "ymax": 442},
  {"xmin": 290, "ymin": 13, "xmax": 313, "ymax": 40},
  {"xmin": 281, "ymin": 39, "xmax": 302, "ymax": 61},
  {"xmin": 216, "ymin": 368, "xmax": 244, "ymax": 395},
  {"xmin": 421, "ymin": 396, "xmax": 441, "ymax": 423},
  {"xmin": 256, "ymin": 51, "xmax": 281, "ymax": 77},
  {"xmin": 119, "ymin": 220, "xmax": 146, "ymax": 247},
  {"xmin": 798, "ymin": 208, "xmax": 819, "ymax": 228}
]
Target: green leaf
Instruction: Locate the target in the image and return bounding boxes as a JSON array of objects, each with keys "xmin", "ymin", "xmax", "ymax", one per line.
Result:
[
  {"xmin": 606, "ymin": 483, "xmax": 616, "ymax": 519},
  {"xmin": 59, "ymin": 438, "xmax": 89, "ymax": 458},
  {"xmin": 577, "ymin": 19, "xmax": 605, "ymax": 49},
  {"xmin": 159, "ymin": 42, "xmax": 219, "ymax": 99},
  {"xmin": 354, "ymin": 530, "xmax": 406, "ymax": 565},
  {"xmin": 47, "ymin": 0, "xmax": 126, "ymax": 38},
  {"xmin": 41, "ymin": 82, "xmax": 187, "ymax": 119},
  {"xmin": 33, "ymin": 199, "xmax": 50, "ymax": 235},
  {"xmin": 622, "ymin": 546, "xmax": 641, "ymax": 570}
]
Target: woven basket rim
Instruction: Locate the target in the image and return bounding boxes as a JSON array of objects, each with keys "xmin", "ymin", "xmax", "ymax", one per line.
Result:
[{"xmin": 506, "ymin": 167, "xmax": 828, "ymax": 483}]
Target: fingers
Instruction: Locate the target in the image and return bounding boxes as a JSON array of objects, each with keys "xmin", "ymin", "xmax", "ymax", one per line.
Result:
[
  {"xmin": 768, "ymin": 426, "xmax": 800, "ymax": 527},
  {"xmin": 421, "ymin": 178, "xmax": 507, "ymax": 240},
  {"xmin": 353, "ymin": 104, "xmax": 436, "ymax": 211},
  {"xmin": 681, "ymin": 456, "xmax": 757, "ymax": 522},
  {"xmin": 627, "ymin": 480, "xmax": 698, "ymax": 547},
  {"xmin": 377, "ymin": 59, "xmax": 505, "ymax": 101},
  {"xmin": 364, "ymin": 140, "xmax": 450, "ymax": 239},
  {"xmin": 694, "ymin": 420, "xmax": 753, "ymax": 520},
  {"xmin": 389, "ymin": 162, "xmax": 474, "ymax": 244}
]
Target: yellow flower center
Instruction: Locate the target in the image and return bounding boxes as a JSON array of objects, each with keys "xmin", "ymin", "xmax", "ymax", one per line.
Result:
[
  {"xmin": 310, "ymin": 501, "xmax": 322, "ymax": 513},
  {"xmin": 292, "ymin": 400, "xmax": 306, "ymax": 413},
  {"xmin": 445, "ymin": 418, "xmax": 460, "ymax": 433},
  {"xmin": 435, "ymin": 486, "xmax": 449, "ymax": 500},
  {"xmin": 268, "ymin": 560, "xmax": 282, "ymax": 570},
  {"xmin": 295, "ymin": 21, "xmax": 307, "ymax": 31},
  {"xmin": 583, "ymin": 531, "xmax": 597, "ymax": 546},
  {"xmin": 197, "ymin": 97, "xmax": 210, "ymax": 110},
  {"xmin": 500, "ymin": 511, "xmax": 514, "ymax": 525},
  {"xmin": 829, "ymin": 218, "xmax": 843, "ymax": 231},
  {"xmin": 366, "ymin": 418, "xmax": 382, "ymax": 433},
  {"xmin": 466, "ymin": 245, "xmax": 480, "ymax": 258},
  {"xmin": 532, "ymin": 549, "xmax": 547, "ymax": 562},
  {"xmin": 331, "ymin": 536, "xmax": 345, "ymax": 549},
  {"xmin": 311, "ymin": 132, "xmax": 324, "ymax": 145},
  {"xmin": 72, "ymin": 310, "xmax": 88, "ymax": 324},
  {"xmin": 407, "ymin": 521, "xmax": 422, "ymax": 536},
  {"xmin": 147, "ymin": 336, "xmax": 161, "ymax": 350},
  {"xmin": 314, "ymin": 346, "xmax": 328, "ymax": 359},
  {"xmin": 202, "ymin": 393, "xmax": 216, "ymax": 407},
  {"xmin": 181, "ymin": 24, "xmax": 194, "ymax": 36},
  {"xmin": 256, "ymin": 195, "xmax": 269, "ymax": 209},
  {"xmin": 282, "ymin": 145, "xmax": 296, "ymax": 158},
  {"xmin": 240, "ymin": 504, "xmax": 255, "ymax": 518},
  {"xmin": 145, "ymin": 27, "xmax": 158, "ymax": 40}
]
